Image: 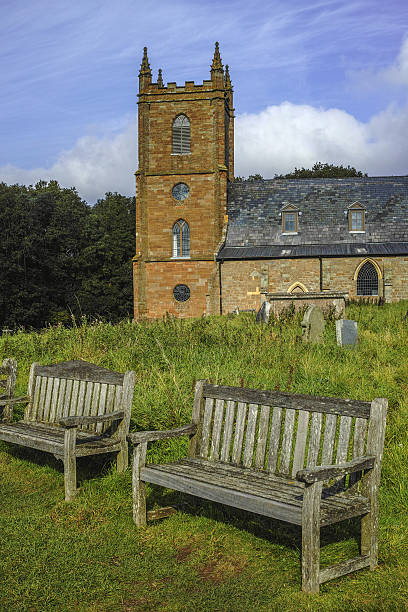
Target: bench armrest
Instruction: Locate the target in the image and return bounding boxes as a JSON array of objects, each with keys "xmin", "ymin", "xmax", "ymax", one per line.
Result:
[
  {"xmin": 0, "ymin": 395, "xmax": 29, "ymax": 406},
  {"xmin": 296, "ymin": 456, "xmax": 376, "ymax": 484},
  {"xmin": 59, "ymin": 410, "xmax": 125, "ymax": 428},
  {"xmin": 128, "ymin": 423, "xmax": 197, "ymax": 444}
]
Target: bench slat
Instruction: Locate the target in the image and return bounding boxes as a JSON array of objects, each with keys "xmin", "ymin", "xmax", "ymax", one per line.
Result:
[
  {"xmin": 76, "ymin": 381, "xmax": 87, "ymax": 427},
  {"xmin": 243, "ymin": 403, "xmax": 258, "ymax": 467},
  {"xmin": 350, "ymin": 417, "xmax": 368, "ymax": 486},
  {"xmin": 70, "ymin": 380, "xmax": 80, "ymax": 417},
  {"xmin": 321, "ymin": 413, "xmax": 337, "ymax": 465},
  {"xmin": 37, "ymin": 376, "xmax": 48, "ymax": 421},
  {"xmin": 267, "ymin": 407, "xmax": 282, "ymax": 472},
  {"xmin": 83, "ymin": 381, "xmax": 94, "ymax": 420},
  {"xmin": 336, "ymin": 416, "xmax": 352, "ymax": 464},
  {"xmin": 220, "ymin": 400, "xmax": 235, "ymax": 462},
  {"xmin": 48, "ymin": 377, "xmax": 60, "ymax": 423},
  {"xmin": 231, "ymin": 402, "xmax": 247, "ymax": 464},
  {"xmin": 255, "ymin": 405, "xmax": 270, "ymax": 469},
  {"xmin": 279, "ymin": 408, "xmax": 296, "ymax": 476},
  {"xmin": 96, "ymin": 384, "xmax": 108, "ymax": 434},
  {"xmin": 63, "ymin": 379, "xmax": 73, "ymax": 418},
  {"xmin": 292, "ymin": 410, "xmax": 310, "ymax": 477},
  {"xmin": 43, "ymin": 376, "xmax": 54, "ymax": 422},
  {"xmin": 210, "ymin": 399, "xmax": 225, "ymax": 460},
  {"xmin": 200, "ymin": 397, "xmax": 214, "ymax": 458},
  {"xmin": 306, "ymin": 412, "xmax": 322, "ymax": 467},
  {"xmin": 353, "ymin": 417, "xmax": 367, "ymax": 458},
  {"xmin": 30, "ymin": 375, "xmax": 42, "ymax": 421},
  {"xmin": 55, "ymin": 379, "xmax": 67, "ymax": 422}
]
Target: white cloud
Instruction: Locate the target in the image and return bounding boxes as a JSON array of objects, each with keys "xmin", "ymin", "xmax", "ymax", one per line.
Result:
[
  {"xmin": 235, "ymin": 101, "xmax": 408, "ymax": 178},
  {"xmin": 382, "ymin": 36, "xmax": 408, "ymax": 86},
  {"xmin": 1, "ymin": 117, "xmax": 138, "ymax": 203},
  {"xmin": 1, "ymin": 100, "xmax": 407, "ymax": 203}
]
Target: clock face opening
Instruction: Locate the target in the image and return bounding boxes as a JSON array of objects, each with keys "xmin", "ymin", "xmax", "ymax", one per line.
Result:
[{"xmin": 172, "ymin": 183, "xmax": 189, "ymax": 201}]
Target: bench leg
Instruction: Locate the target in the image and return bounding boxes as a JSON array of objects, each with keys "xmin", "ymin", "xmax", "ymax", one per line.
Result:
[
  {"xmin": 301, "ymin": 482, "xmax": 322, "ymax": 593},
  {"xmin": 63, "ymin": 428, "xmax": 78, "ymax": 502},
  {"xmin": 117, "ymin": 439, "xmax": 128, "ymax": 473},
  {"xmin": 361, "ymin": 506, "xmax": 379, "ymax": 569},
  {"xmin": 132, "ymin": 442, "xmax": 147, "ymax": 527}
]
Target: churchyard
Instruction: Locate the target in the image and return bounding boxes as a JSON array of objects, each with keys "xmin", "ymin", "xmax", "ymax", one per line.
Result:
[{"xmin": 0, "ymin": 301, "xmax": 407, "ymax": 611}]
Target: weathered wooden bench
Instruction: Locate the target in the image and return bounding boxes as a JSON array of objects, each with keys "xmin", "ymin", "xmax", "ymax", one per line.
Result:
[
  {"xmin": 128, "ymin": 380, "xmax": 387, "ymax": 593},
  {"xmin": 0, "ymin": 360, "xmax": 135, "ymax": 501}
]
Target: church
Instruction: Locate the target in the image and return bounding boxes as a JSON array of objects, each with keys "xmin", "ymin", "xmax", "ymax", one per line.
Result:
[{"xmin": 133, "ymin": 43, "xmax": 408, "ymax": 319}]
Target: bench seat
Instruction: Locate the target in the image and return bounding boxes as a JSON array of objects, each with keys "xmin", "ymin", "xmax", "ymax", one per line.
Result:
[
  {"xmin": 0, "ymin": 421, "xmax": 122, "ymax": 457},
  {"xmin": 141, "ymin": 457, "xmax": 370, "ymax": 527}
]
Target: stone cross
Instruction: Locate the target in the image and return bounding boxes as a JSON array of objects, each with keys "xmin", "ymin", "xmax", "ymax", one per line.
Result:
[
  {"xmin": 301, "ymin": 305, "xmax": 325, "ymax": 343},
  {"xmin": 336, "ymin": 319, "xmax": 358, "ymax": 347}
]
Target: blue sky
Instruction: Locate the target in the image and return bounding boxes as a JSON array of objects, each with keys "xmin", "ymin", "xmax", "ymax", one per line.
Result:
[{"xmin": 1, "ymin": 0, "xmax": 408, "ymax": 203}]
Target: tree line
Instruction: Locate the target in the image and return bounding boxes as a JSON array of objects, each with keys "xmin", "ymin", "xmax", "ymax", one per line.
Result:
[
  {"xmin": 234, "ymin": 162, "xmax": 368, "ymax": 181},
  {"xmin": 0, "ymin": 163, "xmax": 369, "ymax": 330},
  {"xmin": 0, "ymin": 181, "xmax": 135, "ymax": 330}
]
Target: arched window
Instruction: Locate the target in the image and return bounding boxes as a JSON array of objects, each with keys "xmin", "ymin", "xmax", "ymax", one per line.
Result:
[
  {"xmin": 172, "ymin": 115, "xmax": 190, "ymax": 154},
  {"xmin": 357, "ymin": 261, "xmax": 378, "ymax": 296},
  {"xmin": 172, "ymin": 220, "xmax": 190, "ymax": 258}
]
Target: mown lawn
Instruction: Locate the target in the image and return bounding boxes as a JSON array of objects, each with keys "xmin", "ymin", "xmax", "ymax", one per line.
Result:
[{"xmin": 1, "ymin": 303, "xmax": 407, "ymax": 611}]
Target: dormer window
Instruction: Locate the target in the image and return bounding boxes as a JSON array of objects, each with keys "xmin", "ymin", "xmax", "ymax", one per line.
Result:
[
  {"xmin": 281, "ymin": 203, "xmax": 299, "ymax": 234},
  {"xmin": 348, "ymin": 202, "xmax": 365, "ymax": 232}
]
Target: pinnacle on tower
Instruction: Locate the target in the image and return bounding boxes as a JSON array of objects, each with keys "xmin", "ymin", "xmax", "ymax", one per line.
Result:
[
  {"xmin": 225, "ymin": 64, "xmax": 232, "ymax": 89},
  {"xmin": 139, "ymin": 47, "xmax": 152, "ymax": 76},
  {"xmin": 211, "ymin": 41, "xmax": 224, "ymax": 72},
  {"xmin": 157, "ymin": 68, "xmax": 164, "ymax": 88}
]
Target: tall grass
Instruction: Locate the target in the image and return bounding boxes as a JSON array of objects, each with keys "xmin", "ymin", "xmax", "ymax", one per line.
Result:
[{"xmin": 0, "ymin": 302, "xmax": 407, "ymax": 611}]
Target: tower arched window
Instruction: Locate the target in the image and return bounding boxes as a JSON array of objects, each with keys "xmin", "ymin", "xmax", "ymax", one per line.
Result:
[
  {"xmin": 172, "ymin": 115, "xmax": 190, "ymax": 154},
  {"xmin": 357, "ymin": 261, "xmax": 378, "ymax": 296},
  {"xmin": 172, "ymin": 220, "xmax": 190, "ymax": 258}
]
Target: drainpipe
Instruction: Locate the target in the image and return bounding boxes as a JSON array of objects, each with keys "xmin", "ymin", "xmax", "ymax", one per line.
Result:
[
  {"xmin": 219, "ymin": 260, "xmax": 223, "ymax": 315},
  {"xmin": 319, "ymin": 257, "xmax": 323, "ymax": 291}
]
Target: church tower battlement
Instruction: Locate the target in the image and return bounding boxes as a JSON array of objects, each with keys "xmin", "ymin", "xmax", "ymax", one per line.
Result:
[{"xmin": 133, "ymin": 43, "xmax": 234, "ymax": 318}]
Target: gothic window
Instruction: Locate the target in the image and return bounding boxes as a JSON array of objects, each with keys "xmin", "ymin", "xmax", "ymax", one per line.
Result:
[
  {"xmin": 172, "ymin": 114, "xmax": 190, "ymax": 154},
  {"xmin": 172, "ymin": 219, "xmax": 190, "ymax": 258},
  {"xmin": 357, "ymin": 261, "xmax": 378, "ymax": 296}
]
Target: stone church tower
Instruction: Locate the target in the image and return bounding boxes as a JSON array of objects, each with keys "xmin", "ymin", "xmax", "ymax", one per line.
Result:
[{"xmin": 133, "ymin": 43, "xmax": 234, "ymax": 318}]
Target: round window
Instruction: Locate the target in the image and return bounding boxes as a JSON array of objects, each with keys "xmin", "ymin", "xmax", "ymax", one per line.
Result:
[
  {"xmin": 172, "ymin": 183, "xmax": 189, "ymax": 201},
  {"xmin": 173, "ymin": 284, "xmax": 190, "ymax": 302}
]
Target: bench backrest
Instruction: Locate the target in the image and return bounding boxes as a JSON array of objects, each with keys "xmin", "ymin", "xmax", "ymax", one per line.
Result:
[
  {"xmin": 190, "ymin": 381, "xmax": 387, "ymax": 484},
  {"xmin": 25, "ymin": 360, "xmax": 135, "ymax": 437}
]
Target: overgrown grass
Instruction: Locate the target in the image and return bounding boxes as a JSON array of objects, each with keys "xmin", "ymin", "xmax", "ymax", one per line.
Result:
[{"xmin": 1, "ymin": 303, "xmax": 407, "ymax": 611}]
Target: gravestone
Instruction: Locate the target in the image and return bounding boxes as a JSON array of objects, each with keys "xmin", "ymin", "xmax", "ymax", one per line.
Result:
[
  {"xmin": 256, "ymin": 300, "xmax": 271, "ymax": 323},
  {"xmin": 336, "ymin": 319, "xmax": 358, "ymax": 347},
  {"xmin": 301, "ymin": 305, "xmax": 325, "ymax": 343}
]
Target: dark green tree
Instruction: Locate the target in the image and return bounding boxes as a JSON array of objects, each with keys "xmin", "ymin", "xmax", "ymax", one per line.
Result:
[
  {"xmin": 77, "ymin": 192, "xmax": 135, "ymax": 322},
  {"xmin": 0, "ymin": 181, "xmax": 90, "ymax": 329},
  {"xmin": 274, "ymin": 162, "xmax": 368, "ymax": 179}
]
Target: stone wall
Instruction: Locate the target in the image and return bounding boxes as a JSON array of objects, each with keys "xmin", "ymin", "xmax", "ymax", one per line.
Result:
[{"xmin": 220, "ymin": 255, "xmax": 408, "ymax": 314}]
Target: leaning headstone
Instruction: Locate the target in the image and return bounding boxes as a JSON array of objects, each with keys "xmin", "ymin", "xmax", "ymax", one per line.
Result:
[
  {"xmin": 256, "ymin": 300, "xmax": 271, "ymax": 323},
  {"xmin": 301, "ymin": 305, "xmax": 325, "ymax": 343},
  {"xmin": 336, "ymin": 319, "xmax": 358, "ymax": 347}
]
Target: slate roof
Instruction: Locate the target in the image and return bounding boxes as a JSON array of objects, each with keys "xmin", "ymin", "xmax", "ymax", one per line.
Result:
[{"xmin": 217, "ymin": 177, "xmax": 408, "ymax": 260}]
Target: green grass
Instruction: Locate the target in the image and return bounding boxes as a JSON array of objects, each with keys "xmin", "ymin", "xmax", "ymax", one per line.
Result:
[{"xmin": 1, "ymin": 303, "xmax": 408, "ymax": 611}]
